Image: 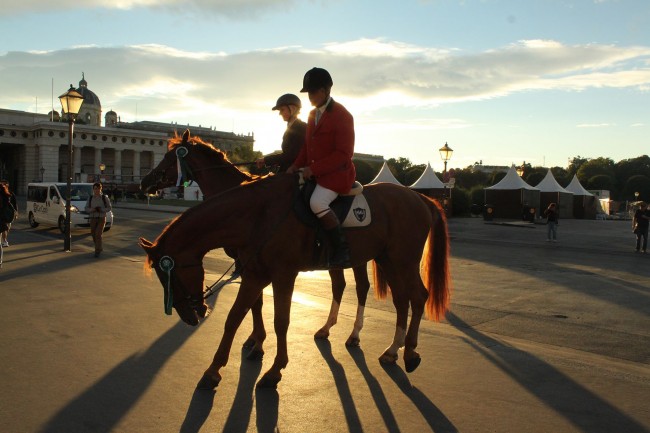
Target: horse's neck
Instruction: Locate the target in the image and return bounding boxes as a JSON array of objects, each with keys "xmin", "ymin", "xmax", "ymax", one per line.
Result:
[
  {"xmin": 158, "ymin": 175, "xmax": 294, "ymax": 254},
  {"xmin": 195, "ymin": 158, "xmax": 250, "ymax": 198}
]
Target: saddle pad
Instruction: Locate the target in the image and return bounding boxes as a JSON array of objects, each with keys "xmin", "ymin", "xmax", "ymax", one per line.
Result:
[{"xmin": 341, "ymin": 194, "xmax": 371, "ymax": 228}]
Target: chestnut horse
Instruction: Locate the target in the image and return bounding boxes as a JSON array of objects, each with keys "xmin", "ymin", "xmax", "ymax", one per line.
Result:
[
  {"xmin": 140, "ymin": 166, "xmax": 451, "ymax": 389},
  {"xmin": 140, "ymin": 130, "xmax": 372, "ymax": 349}
]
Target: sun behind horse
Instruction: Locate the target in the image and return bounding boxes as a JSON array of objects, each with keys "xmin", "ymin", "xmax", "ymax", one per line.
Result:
[{"xmin": 140, "ymin": 168, "xmax": 451, "ymax": 390}]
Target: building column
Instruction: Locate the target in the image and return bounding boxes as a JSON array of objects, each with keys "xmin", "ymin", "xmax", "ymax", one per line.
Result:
[
  {"xmin": 132, "ymin": 151, "xmax": 141, "ymax": 183},
  {"xmin": 94, "ymin": 147, "xmax": 103, "ymax": 179},
  {"xmin": 74, "ymin": 145, "xmax": 82, "ymax": 182},
  {"xmin": 38, "ymin": 143, "xmax": 60, "ymax": 183},
  {"xmin": 114, "ymin": 149, "xmax": 122, "ymax": 183}
]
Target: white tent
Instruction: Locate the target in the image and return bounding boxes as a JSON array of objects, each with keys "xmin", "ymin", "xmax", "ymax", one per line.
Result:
[
  {"xmin": 565, "ymin": 174, "xmax": 597, "ymax": 219},
  {"xmin": 409, "ymin": 163, "xmax": 448, "ymax": 210},
  {"xmin": 368, "ymin": 161, "xmax": 402, "ymax": 185},
  {"xmin": 409, "ymin": 163, "xmax": 444, "ymax": 189},
  {"xmin": 565, "ymin": 174, "xmax": 594, "ymax": 196},
  {"xmin": 535, "ymin": 170, "xmax": 573, "ymax": 218},
  {"xmin": 486, "ymin": 166, "xmax": 537, "ymax": 191},
  {"xmin": 484, "ymin": 166, "xmax": 540, "ymax": 219}
]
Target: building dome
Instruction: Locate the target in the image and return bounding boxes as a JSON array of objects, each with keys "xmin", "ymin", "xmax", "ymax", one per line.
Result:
[
  {"xmin": 76, "ymin": 72, "xmax": 101, "ymax": 107},
  {"xmin": 105, "ymin": 109, "xmax": 118, "ymax": 127},
  {"xmin": 74, "ymin": 73, "xmax": 102, "ymax": 126},
  {"xmin": 48, "ymin": 110, "xmax": 60, "ymax": 122}
]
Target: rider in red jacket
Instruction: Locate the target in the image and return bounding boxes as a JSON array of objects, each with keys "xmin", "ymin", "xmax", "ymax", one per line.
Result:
[{"xmin": 288, "ymin": 68, "xmax": 356, "ymax": 269}]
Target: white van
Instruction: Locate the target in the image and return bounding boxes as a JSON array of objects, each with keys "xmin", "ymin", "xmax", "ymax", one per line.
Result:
[{"xmin": 27, "ymin": 183, "xmax": 114, "ymax": 233}]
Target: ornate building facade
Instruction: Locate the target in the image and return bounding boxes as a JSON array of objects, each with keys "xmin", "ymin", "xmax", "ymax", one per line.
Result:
[{"xmin": 0, "ymin": 75, "xmax": 254, "ymax": 195}]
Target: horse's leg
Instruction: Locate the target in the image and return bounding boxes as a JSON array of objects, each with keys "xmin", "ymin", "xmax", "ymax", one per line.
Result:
[
  {"xmin": 376, "ymin": 262, "xmax": 410, "ymax": 366},
  {"xmin": 197, "ymin": 275, "xmax": 269, "ymax": 390},
  {"xmin": 402, "ymin": 268, "xmax": 429, "ymax": 373},
  {"xmin": 314, "ymin": 269, "xmax": 346, "ymax": 339},
  {"xmin": 257, "ymin": 272, "xmax": 298, "ymax": 389},
  {"xmin": 345, "ymin": 264, "xmax": 370, "ymax": 347},
  {"xmin": 242, "ymin": 294, "xmax": 266, "ymax": 361}
]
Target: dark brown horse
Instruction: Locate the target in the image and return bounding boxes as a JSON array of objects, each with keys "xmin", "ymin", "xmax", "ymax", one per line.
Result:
[
  {"xmin": 140, "ymin": 161, "xmax": 451, "ymax": 389},
  {"xmin": 140, "ymin": 130, "xmax": 372, "ymax": 349}
]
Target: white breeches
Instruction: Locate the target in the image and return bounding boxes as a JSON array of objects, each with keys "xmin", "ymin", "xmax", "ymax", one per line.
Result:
[{"xmin": 310, "ymin": 184, "xmax": 338, "ymax": 218}]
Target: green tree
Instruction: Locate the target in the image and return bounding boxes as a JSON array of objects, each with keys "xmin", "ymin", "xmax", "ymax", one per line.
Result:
[
  {"xmin": 614, "ymin": 156, "xmax": 650, "ymax": 198},
  {"xmin": 451, "ymin": 187, "xmax": 471, "ymax": 216},
  {"xmin": 453, "ymin": 166, "xmax": 490, "ymax": 190},
  {"xmin": 404, "ymin": 166, "xmax": 426, "ymax": 186},
  {"xmin": 551, "ymin": 166, "xmax": 570, "ymax": 187},
  {"xmin": 577, "ymin": 157, "xmax": 615, "ymax": 182},
  {"xmin": 353, "ymin": 159, "xmax": 376, "ymax": 185},
  {"xmin": 567, "ymin": 156, "xmax": 589, "ymax": 177},
  {"xmin": 623, "ymin": 174, "xmax": 650, "ymax": 202},
  {"xmin": 489, "ymin": 171, "xmax": 507, "ymax": 186},
  {"xmin": 587, "ymin": 174, "xmax": 615, "ymax": 191},
  {"xmin": 524, "ymin": 167, "xmax": 547, "ymax": 187}
]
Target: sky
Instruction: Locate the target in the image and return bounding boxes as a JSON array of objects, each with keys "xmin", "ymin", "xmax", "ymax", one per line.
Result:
[{"xmin": 1, "ymin": 0, "xmax": 649, "ymax": 173}]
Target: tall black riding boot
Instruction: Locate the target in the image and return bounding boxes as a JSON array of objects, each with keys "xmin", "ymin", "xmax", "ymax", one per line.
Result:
[{"xmin": 320, "ymin": 211, "xmax": 351, "ymax": 270}]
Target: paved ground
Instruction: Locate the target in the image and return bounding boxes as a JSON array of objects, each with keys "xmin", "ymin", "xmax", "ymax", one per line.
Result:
[{"xmin": 0, "ymin": 203, "xmax": 649, "ymax": 433}]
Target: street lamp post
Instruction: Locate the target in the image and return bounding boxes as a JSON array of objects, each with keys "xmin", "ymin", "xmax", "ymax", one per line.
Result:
[
  {"xmin": 59, "ymin": 84, "xmax": 84, "ymax": 252},
  {"xmin": 40, "ymin": 166, "xmax": 45, "ymax": 182},
  {"xmin": 99, "ymin": 163, "xmax": 106, "ymax": 182},
  {"xmin": 439, "ymin": 142, "xmax": 454, "ymax": 214}
]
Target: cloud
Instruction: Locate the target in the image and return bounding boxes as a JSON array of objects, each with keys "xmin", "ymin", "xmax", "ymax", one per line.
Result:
[
  {"xmin": 1, "ymin": 38, "xmax": 649, "ymax": 156},
  {"xmin": 2, "ymin": 0, "xmax": 298, "ymax": 18}
]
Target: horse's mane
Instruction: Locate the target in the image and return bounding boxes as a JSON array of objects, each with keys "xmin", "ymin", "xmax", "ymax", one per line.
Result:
[{"xmin": 166, "ymin": 132, "xmax": 261, "ymax": 181}]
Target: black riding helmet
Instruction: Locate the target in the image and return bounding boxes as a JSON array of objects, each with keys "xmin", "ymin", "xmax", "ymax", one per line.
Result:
[
  {"xmin": 300, "ymin": 67, "xmax": 333, "ymax": 92},
  {"xmin": 272, "ymin": 93, "xmax": 302, "ymax": 111}
]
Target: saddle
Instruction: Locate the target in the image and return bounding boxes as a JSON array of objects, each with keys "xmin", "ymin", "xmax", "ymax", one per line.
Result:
[
  {"xmin": 293, "ymin": 178, "xmax": 371, "ymax": 229},
  {"xmin": 293, "ymin": 176, "xmax": 372, "ymax": 269}
]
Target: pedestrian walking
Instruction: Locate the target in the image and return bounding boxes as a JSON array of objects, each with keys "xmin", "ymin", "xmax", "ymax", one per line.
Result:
[
  {"xmin": 632, "ymin": 203, "xmax": 649, "ymax": 253},
  {"xmin": 1, "ymin": 180, "xmax": 17, "ymax": 247},
  {"xmin": 84, "ymin": 182, "xmax": 112, "ymax": 257},
  {"xmin": 544, "ymin": 203, "xmax": 559, "ymax": 242}
]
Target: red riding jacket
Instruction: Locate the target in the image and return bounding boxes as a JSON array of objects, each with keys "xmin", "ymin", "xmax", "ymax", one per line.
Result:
[{"xmin": 293, "ymin": 98, "xmax": 356, "ymax": 194}]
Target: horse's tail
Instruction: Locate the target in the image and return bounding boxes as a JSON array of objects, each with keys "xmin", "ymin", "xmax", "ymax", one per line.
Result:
[
  {"xmin": 372, "ymin": 260, "xmax": 389, "ymax": 301},
  {"xmin": 419, "ymin": 195, "xmax": 451, "ymax": 321},
  {"xmin": 371, "ymin": 194, "xmax": 451, "ymax": 320}
]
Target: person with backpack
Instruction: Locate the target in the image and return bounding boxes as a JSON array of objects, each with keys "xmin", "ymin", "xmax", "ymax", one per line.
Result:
[
  {"xmin": 1, "ymin": 180, "xmax": 18, "ymax": 247},
  {"xmin": 84, "ymin": 182, "xmax": 112, "ymax": 258}
]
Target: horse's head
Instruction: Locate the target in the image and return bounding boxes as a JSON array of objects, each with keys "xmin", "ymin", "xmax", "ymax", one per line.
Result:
[
  {"xmin": 140, "ymin": 129, "xmax": 248, "ymax": 196},
  {"xmin": 139, "ymin": 236, "xmax": 211, "ymax": 326},
  {"xmin": 140, "ymin": 130, "xmax": 191, "ymax": 194}
]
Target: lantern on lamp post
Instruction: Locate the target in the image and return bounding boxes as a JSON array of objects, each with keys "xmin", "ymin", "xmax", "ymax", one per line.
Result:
[
  {"xmin": 99, "ymin": 163, "xmax": 106, "ymax": 181},
  {"xmin": 59, "ymin": 84, "xmax": 84, "ymax": 252},
  {"xmin": 439, "ymin": 142, "xmax": 454, "ymax": 214}
]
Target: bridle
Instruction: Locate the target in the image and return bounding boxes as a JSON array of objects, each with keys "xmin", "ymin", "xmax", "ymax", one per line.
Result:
[{"xmin": 154, "ymin": 255, "xmax": 204, "ymax": 315}]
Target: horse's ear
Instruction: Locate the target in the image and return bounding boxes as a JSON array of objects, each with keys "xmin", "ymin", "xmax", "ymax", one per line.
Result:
[
  {"xmin": 139, "ymin": 237, "xmax": 153, "ymax": 252},
  {"xmin": 182, "ymin": 129, "xmax": 190, "ymax": 144}
]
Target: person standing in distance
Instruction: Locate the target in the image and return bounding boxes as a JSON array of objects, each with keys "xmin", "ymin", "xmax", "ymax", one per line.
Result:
[
  {"xmin": 84, "ymin": 182, "xmax": 112, "ymax": 258},
  {"xmin": 633, "ymin": 203, "xmax": 649, "ymax": 253},
  {"xmin": 287, "ymin": 67, "xmax": 356, "ymax": 269},
  {"xmin": 0, "ymin": 180, "xmax": 17, "ymax": 247},
  {"xmin": 256, "ymin": 93, "xmax": 307, "ymax": 173}
]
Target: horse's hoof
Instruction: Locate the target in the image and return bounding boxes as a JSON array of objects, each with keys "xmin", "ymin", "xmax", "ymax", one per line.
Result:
[
  {"xmin": 404, "ymin": 356, "xmax": 422, "ymax": 373},
  {"xmin": 378, "ymin": 352, "xmax": 399, "ymax": 365},
  {"xmin": 242, "ymin": 337, "xmax": 256, "ymax": 349},
  {"xmin": 314, "ymin": 328, "xmax": 330, "ymax": 340},
  {"xmin": 246, "ymin": 347, "xmax": 264, "ymax": 361},
  {"xmin": 256, "ymin": 374, "xmax": 281, "ymax": 389},
  {"xmin": 196, "ymin": 373, "xmax": 221, "ymax": 390},
  {"xmin": 345, "ymin": 336, "xmax": 360, "ymax": 347}
]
